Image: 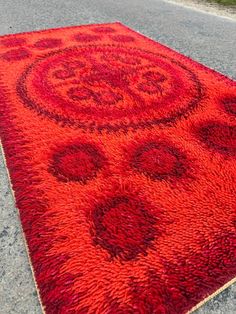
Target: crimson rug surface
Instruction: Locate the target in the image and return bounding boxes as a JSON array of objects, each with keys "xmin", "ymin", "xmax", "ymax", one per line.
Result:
[{"xmin": 0, "ymin": 23, "xmax": 235, "ymax": 314}]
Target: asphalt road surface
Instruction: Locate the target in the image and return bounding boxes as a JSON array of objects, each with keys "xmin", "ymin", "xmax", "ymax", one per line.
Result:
[{"xmin": 0, "ymin": 0, "xmax": 235, "ymax": 313}]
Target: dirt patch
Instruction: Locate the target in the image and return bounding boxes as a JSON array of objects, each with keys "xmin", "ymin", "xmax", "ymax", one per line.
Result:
[{"xmin": 165, "ymin": 0, "xmax": 236, "ymax": 20}]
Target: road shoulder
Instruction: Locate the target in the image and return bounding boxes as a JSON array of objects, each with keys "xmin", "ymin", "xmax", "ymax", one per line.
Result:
[{"xmin": 164, "ymin": 0, "xmax": 236, "ymax": 20}]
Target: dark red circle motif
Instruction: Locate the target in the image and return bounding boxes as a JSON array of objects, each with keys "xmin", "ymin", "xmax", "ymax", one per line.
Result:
[
  {"xmin": 73, "ymin": 33, "xmax": 101, "ymax": 42},
  {"xmin": 33, "ymin": 38, "xmax": 62, "ymax": 49},
  {"xmin": 2, "ymin": 48, "xmax": 31, "ymax": 61},
  {"xmin": 130, "ymin": 140, "xmax": 187, "ymax": 180},
  {"xmin": 1, "ymin": 37, "xmax": 26, "ymax": 47},
  {"xmin": 91, "ymin": 195, "xmax": 157, "ymax": 260},
  {"xmin": 196, "ymin": 121, "xmax": 236, "ymax": 156},
  {"xmin": 221, "ymin": 96, "xmax": 236, "ymax": 117},
  {"xmin": 49, "ymin": 142, "xmax": 106, "ymax": 183},
  {"xmin": 17, "ymin": 45, "xmax": 203, "ymax": 131},
  {"xmin": 111, "ymin": 35, "xmax": 135, "ymax": 42}
]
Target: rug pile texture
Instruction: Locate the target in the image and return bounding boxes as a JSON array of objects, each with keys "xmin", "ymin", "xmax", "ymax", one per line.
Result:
[{"xmin": 0, "ymin": 23, "xmax": 235, "ymax": 314}]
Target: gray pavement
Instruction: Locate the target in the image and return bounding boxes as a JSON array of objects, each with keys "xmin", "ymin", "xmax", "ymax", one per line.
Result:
[{"xmin": 0, "ymin": 0, "xmax": 235, "ymax": 313}]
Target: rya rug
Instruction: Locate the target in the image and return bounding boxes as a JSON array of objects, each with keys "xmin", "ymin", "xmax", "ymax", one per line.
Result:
[{"xmin": 0, "ymin": 22, "xmax": 235, "ymax": 314}]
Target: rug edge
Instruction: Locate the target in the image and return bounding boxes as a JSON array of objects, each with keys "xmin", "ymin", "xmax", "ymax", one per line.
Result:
[
  {"xmin": 188, "ymin": 276, "xmax": 236, "ymax": 313},
  {"xmin": 0, "ymin": 21, "xmax": 121, "ymax": 39},
  {"xmin": 1, "ymin": 21, "xmax": 235, "ymax": 83},
  {"xmin": 0, "ymin": 141, "xmax": 46, "ymax": 314}
]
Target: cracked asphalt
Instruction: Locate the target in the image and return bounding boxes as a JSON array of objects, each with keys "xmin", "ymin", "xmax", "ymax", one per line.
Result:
[{"xmin": 0, "ymin": 0, "xmax": 235, "ymax": 313}]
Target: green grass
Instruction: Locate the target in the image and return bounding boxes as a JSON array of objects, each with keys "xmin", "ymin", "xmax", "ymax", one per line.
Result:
[{"xmin": 207, "ymin": 0, "xmax": 236, "ymax": 5}]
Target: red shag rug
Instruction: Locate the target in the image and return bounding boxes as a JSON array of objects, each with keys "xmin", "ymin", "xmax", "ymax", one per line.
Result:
[{"xmin": 0, "ymin": 23, "xmax": 235, "ymax": 314}]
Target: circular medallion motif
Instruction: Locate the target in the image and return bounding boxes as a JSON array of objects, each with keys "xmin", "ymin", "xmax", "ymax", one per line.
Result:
[
  {"xmin": 33, "ymin": 38, "xmax": 62, "ymax": 49},
  {"xmin": 196, "ymin": 121, "xmax": 236, "ymax": 156},
  {"xmin": 49, "ymin": 141, "xmax": 106, "ymax": 183},
  {"xmin": 1, "ymin": 37, "xmax": 26, "ymax": 47},
  {"xmin": 111, "ymin": 35, "xmax": 135, "ymax": 42},
  {"xmin": 2, "ymin": 48, "xmax": 31, "ymax": 61},
  {"xmin": 73, "ymin": 33, "xmax": 101, "ymax": 42},
  {"xmin": 17, "ymin": 45, "xmax": 203, "ymax": 131},
  {"xmin": 221, "ymin": 96, "xmax": 236, "ymax": 117},
  {"xmin": 130, "ymin": 140, "xmax": 188, "ymax": 181},
  {"xmin": 91, "ymin": 195, "xmax": 157, "ymax": 260}
]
